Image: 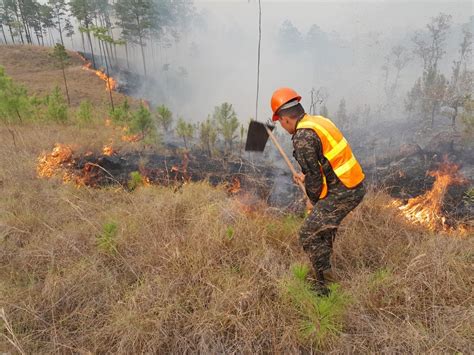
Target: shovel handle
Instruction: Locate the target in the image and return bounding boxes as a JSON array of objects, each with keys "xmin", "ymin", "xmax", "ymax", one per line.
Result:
[{"xmin": 264, "ymin": 126, "xmax": 311, "ymax": 202}]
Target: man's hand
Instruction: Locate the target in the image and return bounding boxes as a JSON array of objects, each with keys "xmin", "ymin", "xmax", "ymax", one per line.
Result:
[{"xmin": 293, "ymin": 172, "xmax": 305, "ymax": 185}]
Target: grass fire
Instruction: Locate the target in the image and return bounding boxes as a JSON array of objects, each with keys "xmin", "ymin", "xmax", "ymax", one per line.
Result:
[{"xmin": 1, "ymin": 1, "xmax": 473, "ymax": 353}]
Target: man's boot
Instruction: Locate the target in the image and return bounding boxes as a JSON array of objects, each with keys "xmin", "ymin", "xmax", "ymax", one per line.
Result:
[
  {"xmin": 322, "ymin": 268, "xmax": 337, "ymax": 284},
  {"xmin": 307, "ymin": 270, "xmax": 330, "ymax": 296}
]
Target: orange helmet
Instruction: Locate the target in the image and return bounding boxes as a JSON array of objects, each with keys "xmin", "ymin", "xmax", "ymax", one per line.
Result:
[{"xmin": 270, "ymin": 87, "xmax": 301, "ymax": 121}]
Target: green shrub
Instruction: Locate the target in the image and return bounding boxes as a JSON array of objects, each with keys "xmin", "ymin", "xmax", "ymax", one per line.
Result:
[
  {"xmin": 97, "ymin": 221, "xmax": 118, "ymax": 254},
  {"xmin": 77, "ymin": 100, "xmax": 93, "ymax": 124},
  {"xmin": 155, "ymin": 104, "xmax": 173, "ymax": 132},
  {"xmin": 225, "ymin": 226, "xmax": 235, "ymax": 241},
  {"xmin": 45, "ymin": 86, "xmax": 68, "ymax": 122},
  {"xmin": 281, "ymin": 263, "xmax": 350, "ymax": 348},
  {"xmin": 129, "ymin": 104, "xmax": 154, "ymax": 137},
  {"xmin": 128, "ymin": 171, "xmax": 143, "ymax": 191},
  {"xmin": 110, "ymin": 99, "xmax": 131, "ymax": 123},
  {"xmin": 0, "ymin": 66, "xmax": 31, "ymax": 123},
  {"xmin": 176, "ymin": 117, "xmax": 194, "ymax": 149}
]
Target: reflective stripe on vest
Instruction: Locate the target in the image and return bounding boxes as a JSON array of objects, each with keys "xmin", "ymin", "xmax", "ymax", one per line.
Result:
[{"xmin": 296, "ymin": 115, "xmax": 365, "ymax": 199}]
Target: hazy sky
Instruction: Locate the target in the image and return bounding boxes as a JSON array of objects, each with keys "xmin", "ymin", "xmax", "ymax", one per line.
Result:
[{"xmin": 155, "ymin": 0, "xmax": 471, "ymax": 121}]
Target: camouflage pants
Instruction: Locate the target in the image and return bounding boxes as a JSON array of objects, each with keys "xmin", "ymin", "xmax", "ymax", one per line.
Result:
[{"xmin": 300, "ymin": 183, "xmax": 365, "ymax": 284}]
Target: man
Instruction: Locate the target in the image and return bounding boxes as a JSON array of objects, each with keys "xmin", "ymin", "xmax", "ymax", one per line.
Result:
[{"xmin": 270, "ymin": 87, "xmax": 366, "ymax": 294}]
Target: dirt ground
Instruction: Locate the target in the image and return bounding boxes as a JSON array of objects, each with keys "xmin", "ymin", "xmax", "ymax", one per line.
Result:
[{"xmin": 0, "ymin": 44, "xmax": 129, "ymax": 108}]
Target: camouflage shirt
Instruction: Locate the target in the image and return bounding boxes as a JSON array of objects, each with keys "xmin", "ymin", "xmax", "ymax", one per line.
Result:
[{"xmin": 292, "ymin": 127, "xmax": 355, "ymax": 205}]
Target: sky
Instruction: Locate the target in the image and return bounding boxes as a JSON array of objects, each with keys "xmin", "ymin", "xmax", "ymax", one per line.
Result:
[{"xmin": 147, "ymin": 0, "xmax": 472, "ymax": 122}]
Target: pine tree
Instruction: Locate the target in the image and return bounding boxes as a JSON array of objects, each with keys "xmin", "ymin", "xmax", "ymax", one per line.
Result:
[
  {"xmin": 70, "ymin": 0, "xmax": 96, "ymax": 67},
  {"xmin": 176, "ymin": 117, "xmax": 194, "ymax": 149},
  {"xmin": 155, "ymin": 104, "xmax": 173, "ymax": 132},
  {"xmin": 38, "ymin": 4, "xmax": 53, "ymax": 45},
  {"xmin": 48, "ymin": 0, "xmax": 70, "ymax": 47},
  {"xmin": 0, "ymin": 0, "xmax": 16, "ymax": 43},
  {"xmin": 445, "ymin": 29, "xmax": 472, "ymax": 128},
  {"xmin": 213, "ymin": 102, "xmax": 239, "ymax": 153},
  {"xmin": 51, "ymin": 43, "xmax": 70, "ymax": 105},
  {"xmin": 199, "ymin": 117, "xmax": 217, "ymax": 157},
  {"xmin": 114, "ymin": 0, "xmax": 157, "ymax": 75},
  {"xmin": 407, "ymin": 13, "xmax": 452, "ymax": 128}
]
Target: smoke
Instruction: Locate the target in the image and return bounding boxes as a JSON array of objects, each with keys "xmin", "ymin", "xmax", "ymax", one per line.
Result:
[{"xmin": 118, "ymin": 0, "xmax": 473, "ymax": 125}]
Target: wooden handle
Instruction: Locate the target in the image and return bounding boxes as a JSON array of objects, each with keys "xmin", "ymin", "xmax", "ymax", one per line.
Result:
[{"xmin": 264, "ymin": 126, "xmax": 309, "ymax": 197}]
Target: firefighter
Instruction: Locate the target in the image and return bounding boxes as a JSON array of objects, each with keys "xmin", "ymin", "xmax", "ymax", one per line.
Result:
[{"xmin": 271, "ymin": 87, "xmax": 366, "ymax": 294}]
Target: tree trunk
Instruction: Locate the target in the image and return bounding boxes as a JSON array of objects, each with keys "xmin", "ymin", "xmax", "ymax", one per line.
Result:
[
  {"xmin": 97, "ymin": 36, "xmax": 104, "ymax": 65},
  {"xmin": 26, "ymin": 24, "xmax": 33, "ymax": 44},
  {"xmin": 136, "ymin": 14, "xmax": 146, "ymax": 75},
  {"xmin": 61, "ymin": 62, "xmax": 70, "ymax": 106},
  {"xmin": 80, "ymin": 30, "xmax": 85, "ymax": 53},
  {"xmin": 34, "ymin": 30, "xmax": 41, "ymax": 45},
  {"xmin": 140, "ymin": 39, "xmax": 146, "ymax": 75},
  {"xmin": 7, "ymin": 25, "xmax": 15, "ymax": 43},
  {"xmin": 15, "ymin": 10, "xmax": 24, "ymax": 44},
  {"xmin": 452, "ymin": 106, "xmax": 458, "ymax": 130},
  {"xmin": 125, "ymin": 43, "xmax": 130, "ymax": 69},
  {"xmin": 57, "ymin": 14, "xmax": 64, "ymax": 47},
  {"xmin": 85, "ymin": 25, "xmax": 96, "ymax": 69},
  {"xmin": 18, "ymin": 5, "xmax": 31, "ymax": 44},
  {"xmin": 113, "ymin": 43, "xmax": 117, "ymax": 62},
  {"xmin": 48, "ymin": 28, "xmax": 54, "ymax": 46},
  {"xmin": 15, "ymin": 107, "xmax": 22, "ymax": 122},
  {"xmin": 6, "ymin": 126, "xmax": 17, "ymax": 149},
  {"xmin": 100, "ymin": 40, "xmax": 115, "ymax": 111},
  {"xmin": 430, "ymin": 104, "xmax": 436, "ymax": 129},
  {"xmin": 1, "ymin": 26, "xmax": 7, "ymax": 44}
]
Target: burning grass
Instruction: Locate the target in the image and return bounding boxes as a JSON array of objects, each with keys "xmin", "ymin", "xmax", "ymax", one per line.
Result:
[
  {"xmin": 393, "ymin": 161, "xmax": 468, "ymax": 233},
  {"xmin": 1, "ymin": 125, "xmax": 473, "ymax": 353}
]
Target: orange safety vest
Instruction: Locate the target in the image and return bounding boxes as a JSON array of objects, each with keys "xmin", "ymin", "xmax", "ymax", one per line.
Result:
[{"xmin": 296, "ymin": 114, "xmax": 365, "ymax": 199}]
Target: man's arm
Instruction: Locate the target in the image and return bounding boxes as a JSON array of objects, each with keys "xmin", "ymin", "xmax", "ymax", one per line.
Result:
[{"xmin": 292, "ymin": 129, "xmax": 324, "ymax": 203}]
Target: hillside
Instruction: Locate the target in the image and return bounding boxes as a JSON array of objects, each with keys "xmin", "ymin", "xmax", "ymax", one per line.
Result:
[
  {"xmin": 0, "ymin": 45, "xmax": 130, "ymax": 108},
  {"xmin": 1, "ymin": 45, "xmax": 473, "ymax": 353}
]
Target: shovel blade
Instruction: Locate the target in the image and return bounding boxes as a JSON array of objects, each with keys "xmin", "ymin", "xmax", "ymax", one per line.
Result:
[{"xmin": 245, "ymin": 120, "xmax": 275, "ymax": 152}]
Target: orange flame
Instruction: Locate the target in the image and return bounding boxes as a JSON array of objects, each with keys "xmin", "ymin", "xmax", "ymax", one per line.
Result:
[
  {"xmin": 396, "ymin": 161, "xmax": 465, "ymax": 231},
  {"xmin": 37, "ymin": 143, "xmax": 73, "ymax": 179},
  {"xmin": 81, "ymin": 62, "xmax": 117, "ymax": 92},
  {"xmin": 228, "ymin": 177, "xmax": 241, "ymax": 194},
  {"xmin": 121, "ymin": 133, "xmax": 143, "ymax": 142},
  {"xmin": 102, "ymin": 143, "xmax": 114, "ymax": 156}
]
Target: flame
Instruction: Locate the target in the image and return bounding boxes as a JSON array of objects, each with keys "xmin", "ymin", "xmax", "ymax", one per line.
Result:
[
  {"xmin": 121, "ymin": 132, "xmax": 143, "ymax": 142},
  {"xmin": 228, "ymin": 177, "xmax": 241, "ymax": 194},
  {"xmin": 81, "ymin": 61, "xmax": 117, "ymax": 92},
  {"xmin": 396, "ymin": 161, "xmax": 465, "ymax": 231},
  {"xmin": 37, "ymin": 143, "xmax": 73, "ymax": 178},
  {"xmin": 94, "ymin": 68, "xmax": 117, "ymax": 92},
  {"xmin": 102, "ymin": 143, "xmax": 114, "ymax": 156}
]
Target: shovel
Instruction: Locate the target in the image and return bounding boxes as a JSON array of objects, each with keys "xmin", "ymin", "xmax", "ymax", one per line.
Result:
[{"xmin": 245, "ymin": 120, "xmax": 313, "ymax": 208}]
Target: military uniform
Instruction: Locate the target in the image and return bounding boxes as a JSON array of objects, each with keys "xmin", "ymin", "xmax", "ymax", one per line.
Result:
[{"xmin": 293, "ymin": 126, "xmax": 365, "ymax": 286}]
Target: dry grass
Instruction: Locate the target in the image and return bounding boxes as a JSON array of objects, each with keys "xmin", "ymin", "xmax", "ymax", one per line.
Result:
[{"xmin": 1, "ymin": 123, "xmax": 473, "ymax": 353}]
